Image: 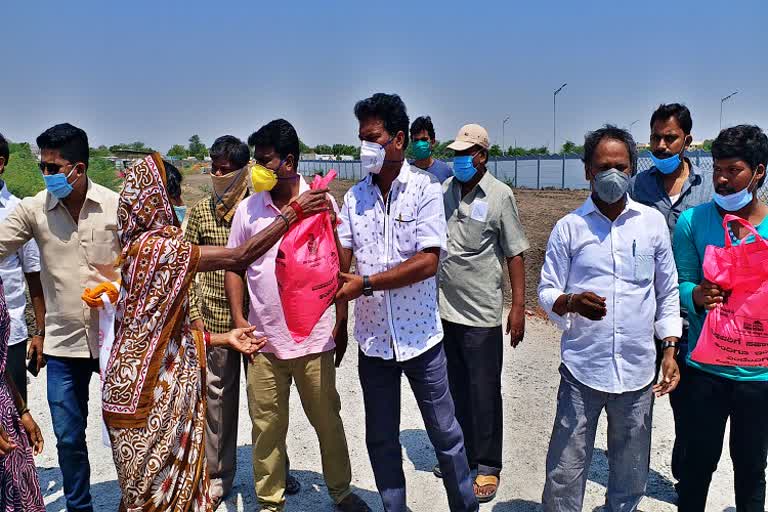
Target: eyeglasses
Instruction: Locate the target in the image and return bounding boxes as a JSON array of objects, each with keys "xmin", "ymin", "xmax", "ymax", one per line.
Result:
[{"xmin": 38, "ymin": 162, "xmax": 71, "ymax": 174}]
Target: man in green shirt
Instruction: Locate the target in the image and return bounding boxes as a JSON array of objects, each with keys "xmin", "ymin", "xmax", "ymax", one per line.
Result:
[{"xmin": 437, "ymin": 124, "xmax": 529, "ymax": 503}]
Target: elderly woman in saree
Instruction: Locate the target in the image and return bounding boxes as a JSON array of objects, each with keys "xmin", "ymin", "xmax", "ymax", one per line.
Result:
[
  {"xmin": 0, "ymin": 277, "xmax": 45, "ymax": 511},
  {"xmin": 103, "ymin": 153, "xmax": 330, "ymax": 511}
]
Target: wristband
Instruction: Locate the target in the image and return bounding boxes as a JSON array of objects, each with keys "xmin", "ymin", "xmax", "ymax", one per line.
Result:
[
  {"xmin": 289, "ymin": 201, "xmax": 304, "ymax": 220},
  {"xmin": 277, "ymin": 213, "xmax": 290, "ymax": 230},
  {"xmin": 203, "ymin": 331, "xmax": 211, "ymax": 347}
]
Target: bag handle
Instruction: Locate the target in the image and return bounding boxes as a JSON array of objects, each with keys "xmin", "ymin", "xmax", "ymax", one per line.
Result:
[
  {"xmin": 723, "ymin": 214, "xmax": 765, "ymax": 247},
  {"xmin": 311, "ymin": 169, "xmax": 337, "ymax": 190}
]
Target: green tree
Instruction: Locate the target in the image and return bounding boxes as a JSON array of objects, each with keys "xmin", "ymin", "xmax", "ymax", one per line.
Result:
[
  {"xmin": 299, "ymin": 139, "xmax": 312, "ymax": 154},
  {"xmin": 701, "ymin": 139, "xmax": 714, "ymax": 151},
  {"xmin": 187, "ymin": 135, "xmax": 207, "ymax": 160},
  {"xmin": 560, "ymin": 140, "xmax": 584, "ymax": 155},
  {"xmin": 314, "ymin": 144, "xmax": 333, "ymax": 155},
  {"xmin": 489, "ymin": 144, "xmax": 503, "ymax": 157},
  {"xmin": 90, "ymin": 145, "xmax": 110, "ymax": 157},
  {"xmin": 167, "ymin": 144, "xmax": 188, "ymax": 159}
]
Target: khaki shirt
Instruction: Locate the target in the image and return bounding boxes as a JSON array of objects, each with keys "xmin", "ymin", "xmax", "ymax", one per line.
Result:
[
  {"xmin": 0, "ymin": 180, "xmax": 120, "ymax": 358},
  {"xmin": 439, "ymin": 172, "xmax": 529, "ymax": 327}
]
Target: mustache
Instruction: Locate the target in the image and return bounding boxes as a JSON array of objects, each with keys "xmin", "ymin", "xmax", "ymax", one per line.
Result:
[
  {"xmin": 652, "ymin": 150, "xmax": 675, "ymax": 159},
  {"xmin": 715, "ymin": 186, "xmax": 737, "ymax": 195}
]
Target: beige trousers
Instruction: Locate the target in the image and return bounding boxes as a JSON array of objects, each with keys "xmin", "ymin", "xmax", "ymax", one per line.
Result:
[{"xmin": 246, "ymin": 350, "xmax": 352, "ymax": 511}]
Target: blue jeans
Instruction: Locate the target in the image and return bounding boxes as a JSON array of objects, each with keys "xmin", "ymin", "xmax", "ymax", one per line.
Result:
[
  {"xmin": 358, "ymin": 344, "xmax": 478, "ymax": 512},
  {"xmin": 542, "ymin": 365, "xmax": 654, "ymax": 512},
  {"xmin": 47, "ymin": 356, "xmax": 98, "ymax": 512}
]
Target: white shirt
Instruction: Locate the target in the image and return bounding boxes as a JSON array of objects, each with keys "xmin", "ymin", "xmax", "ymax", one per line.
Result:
[
  {"xmin": 0, "ymin": 182, "xmax": 41, "ymax": 346},
  {"xmin": 338, "ymin": 162, "xmax": 447, "ymax": 361},
  {"xmin": 538, "ymin": 196, "xmax": 682, "ymax": 393}
]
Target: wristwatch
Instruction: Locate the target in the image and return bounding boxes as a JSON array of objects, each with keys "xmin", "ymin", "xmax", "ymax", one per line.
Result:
[
  {"xmin": 362, "ymin": 276, "xmax": 374, "ymax": 297},
  {"xmin": 33, "ymin": 328, "xmax": 45, "ymax": 338},
  {"xmin": 661, "ymin": 340, "xmax": 679, "ymax": 356}
]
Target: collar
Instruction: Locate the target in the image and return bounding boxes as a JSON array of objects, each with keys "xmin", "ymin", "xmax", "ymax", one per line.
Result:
[
  {"xmin": 364, "ymin": 160, "xmax": 413, "ymax": 188},
  {"xmin": 46, "ymin": 178, "xmax": 101, "ymax": 211},
  {"xmin": 577, "ymin": 195, "xmax": 643, "ymax": 219},
  {"xmin": 449, "ymin": 168, "xmax": 492, "ymax": 199},
  {"xmin": 649, "ymin": 158, "xmax": 704, "ymax": 184},
  {"xmin": 0, "ymin": 181, "xmax": 12, "ymax": 208},
  {"xmin": 263, "ymin": 175, "xmax": 310, "ymax": 211}
]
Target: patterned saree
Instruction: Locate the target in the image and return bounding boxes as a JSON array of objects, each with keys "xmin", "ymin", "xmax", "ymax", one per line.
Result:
[{"xmin": 103, "ymin": 153, "xmax": 211, "ymax": 511}]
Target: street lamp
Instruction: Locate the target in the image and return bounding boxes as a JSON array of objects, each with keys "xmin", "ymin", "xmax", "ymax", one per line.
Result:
[
  {"xmin": 720, "ymin": 91, "xmax": 738, "ymax": 131},
  {"xmin": 629, "ymin": 119, "xmax": 640, "ymax": 140},
  {"xmin": 553, "ymin": 83, "xmax": 567, "ymax": 154},
  {"xmin": 502, "ymin": 115, "xmax": 510, "ymax": 156}
]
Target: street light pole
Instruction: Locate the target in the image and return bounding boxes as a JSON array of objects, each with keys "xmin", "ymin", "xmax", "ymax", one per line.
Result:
[
  {"xmin": 502, "ymin": 115, "xmax": 510, "ymax": 156},
  {"xmin": 553, "ymin": 83, "xmax": 567, "ymax": 154},
  {"xmin": 720, "ymin": 91, "xmax": 738, "ymax": 132},
  {"xmin": 629, "ymin": 119, "xmax": 640, "ymax": 140}
]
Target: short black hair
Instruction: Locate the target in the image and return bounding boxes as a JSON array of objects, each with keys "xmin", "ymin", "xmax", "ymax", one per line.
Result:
[
  {"xmin": 650, "ymin": 103, "xmax": 693, "ymax": 135},
  {"xmin": 248, "ymin": 119, "xmax": 300, "ymax": 165},
  {"xmin": 210, "ymin": 135, "xmax": 250, "ymax": 168},
  {"xmin": 354, "ymin": 93, "xmax": 410, "ymax": 150},
  {"xmin": 0, "ymin": 132, "xmax": 8, "ymax": 165},
  {"xmin": 583, "ymin": 124, "xmax": 638, "ymax": 173},
  {"xmin": 163, "ymin": 160, "xmax": 183, "ymax": 200},
  {"xmin": 712, "ymin": 125, "xmax": 768, "ymax": 187},
  {"xmin": 410, "ymin": 116, "xmax": 435, "ymax": 141},
  {"xmin": 36, "ymin": 123, "xmax": 90, "ymax": 169}
]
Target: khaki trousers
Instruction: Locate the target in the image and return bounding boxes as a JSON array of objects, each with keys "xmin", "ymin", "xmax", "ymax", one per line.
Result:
[
  {"xmin": 205, "ymin": 346, "xmax": 243, "ymax": 499},
  {"xmin": 246, "ymin": 349, "xmax": 352, "ymax": 511}
]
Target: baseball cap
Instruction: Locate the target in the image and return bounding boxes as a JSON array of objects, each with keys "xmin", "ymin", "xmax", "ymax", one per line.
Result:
[{"xmin": 447, "ymin": 124, "xmax": 490, "ymax": 151}]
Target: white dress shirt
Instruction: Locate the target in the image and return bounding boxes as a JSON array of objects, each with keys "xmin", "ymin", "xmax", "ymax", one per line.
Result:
[
  {"xmin": 0, "ymin": 182, "xmax": 41, "ymax": 346},
  {"xmin": 538, "ymin": 196, "xmax": 682, "ymax": 393},
  {"xmin": 338, "ymin": 162, "xmax": 447, "ymax": 361}
]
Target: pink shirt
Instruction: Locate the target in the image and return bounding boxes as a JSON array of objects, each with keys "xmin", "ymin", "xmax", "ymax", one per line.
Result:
[{"xmin": 228, "ymin": 177, "xmax": 336, "ymax": 360}]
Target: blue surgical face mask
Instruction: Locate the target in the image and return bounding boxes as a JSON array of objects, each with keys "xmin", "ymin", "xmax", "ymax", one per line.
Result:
[
  {"xmin": 714, "ymin": 172, "xmax": 756, "ymax": 212},
  {"xmin": 173, "ymin": 205, "xmax": 187, "ymax": 223},
  {"xmin": 452, "ymin": 155, "xmax": 478, "ymax": 183},
  {"xmin": 43, "ymin": 166, "xmax": 80, "ymax": 200},
  {"xmin": 650, "ymin": 152, "xmax": 682, "ymax": 175}
]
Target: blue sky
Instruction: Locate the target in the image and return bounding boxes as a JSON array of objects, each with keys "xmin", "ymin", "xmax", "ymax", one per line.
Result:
[{"xmin": 3, "ymin": 0, "xmax": 767, "ymax": 152}]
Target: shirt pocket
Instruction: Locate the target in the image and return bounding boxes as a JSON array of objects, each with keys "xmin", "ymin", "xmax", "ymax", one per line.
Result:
[
  {"xmin": 85, "ymin": 227, "xmax": 120, "ymax": 267},
  {"xmin": 632, "ymin": 251, "xmax": 655, "ymax": 283},
  {"xmin": 393, "ymin": 212, "xmax": 418, "ymax": 258},
  {"xmin": 451, "ymin": 215, "xmax": 487, "ymax": 252}
]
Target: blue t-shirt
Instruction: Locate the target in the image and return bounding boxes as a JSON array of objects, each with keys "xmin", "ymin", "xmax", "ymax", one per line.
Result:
[
  {"xmin": 673, "ymin": 201, "xmax": 768, "ymax": 381},
  {"xmin": 412, "ymin": 159, "xmax": 452, "ymax": 183}
]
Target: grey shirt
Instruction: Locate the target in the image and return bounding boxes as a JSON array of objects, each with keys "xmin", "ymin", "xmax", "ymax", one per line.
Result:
[
  {"xmin": 628, "ymin": 160, "xmax": 713, "ymax": 236},
  {"xmin": 439, "ymin": 171, "xmax": 529, "ymax": 328}
]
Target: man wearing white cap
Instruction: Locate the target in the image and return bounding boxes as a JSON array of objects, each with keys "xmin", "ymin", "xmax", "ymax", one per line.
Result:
[{"xmin": 435, "ymin": 124, "xmax": 529, "ymax": 503}]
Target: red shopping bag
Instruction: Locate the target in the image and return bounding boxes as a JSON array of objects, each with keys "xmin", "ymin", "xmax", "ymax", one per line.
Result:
[
  {"xmin": 691, "ymin": 214, "xmax": 768, "ymax": 367},
  {"xmin": 275, "ymin": 170, "xmax": 340, "ymax": 343}
]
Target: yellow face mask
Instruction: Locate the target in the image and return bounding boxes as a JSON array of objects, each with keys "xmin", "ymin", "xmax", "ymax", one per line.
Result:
[{"xmin": 250, "ymin": 163, "xmax": 278, "ymax": 192}]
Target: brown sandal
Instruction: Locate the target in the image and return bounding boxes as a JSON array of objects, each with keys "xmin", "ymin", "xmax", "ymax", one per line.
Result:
[{"xmin": 474, "ymin": 475, "xmax": 499, "ymax": 503}]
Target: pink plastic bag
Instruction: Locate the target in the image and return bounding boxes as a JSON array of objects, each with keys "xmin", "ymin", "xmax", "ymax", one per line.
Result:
[
  {"xmin": 275, "ymin": 170, "xmax": 340, "ymax": 343},
  {"xmin": 691, "ymin": 214, "xmax": 768, "ymax": 367}
]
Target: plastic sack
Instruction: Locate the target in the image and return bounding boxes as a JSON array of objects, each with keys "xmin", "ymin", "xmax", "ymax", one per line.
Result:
[
  {"xmin": 83, "ymin": 282, "xmax": 119, "ymax": 447},
  {"xmin": 691, "ymin": 214, "xmax": 768, "ymax": 367},
  {"xmin": 275, "ymin": 170, "xmax": 340, "ymax": 343},
  {"xmin": 97, "ymin": 293, "xmax": 116, "ymax": 447}
]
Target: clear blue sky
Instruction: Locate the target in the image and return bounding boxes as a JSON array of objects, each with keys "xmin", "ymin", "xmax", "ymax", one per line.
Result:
[{"xmin": 3, "ymin": 0, "xmax": 767, "ymax": 152}]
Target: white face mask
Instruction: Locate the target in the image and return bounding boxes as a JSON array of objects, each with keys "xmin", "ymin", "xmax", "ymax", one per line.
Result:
[{"xmin": 360, "ymin": 138, "xmax": 395, "ymax": 175}]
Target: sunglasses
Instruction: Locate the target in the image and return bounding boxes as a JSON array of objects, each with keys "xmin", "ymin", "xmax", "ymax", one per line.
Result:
[{"xmin": 38, "ymin": 162, "xmax": 74, "ymax": 174}]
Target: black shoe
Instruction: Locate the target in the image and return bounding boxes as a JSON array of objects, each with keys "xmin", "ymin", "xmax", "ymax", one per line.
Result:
[
  {"xmin": 337, "ymin": 493, "xmax": 372, "ymax": 512},
  {"xmin": 433, "ymin": 463, "xmax": 443, "ymax": 478},
  {"xmin": 286, "ymin": 472, "xmax": 301, "ymax": 495}
]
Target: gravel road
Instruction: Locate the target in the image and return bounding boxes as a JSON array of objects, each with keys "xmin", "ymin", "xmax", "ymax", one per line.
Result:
[{"xmin": 29, "ymin": 316, "xmax": 739, "ymax": 511}]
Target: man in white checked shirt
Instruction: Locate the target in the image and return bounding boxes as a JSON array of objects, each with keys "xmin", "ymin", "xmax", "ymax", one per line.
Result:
[{"xmin": 538, "ymin": 125, "xmax": 682, "ymax": 512}]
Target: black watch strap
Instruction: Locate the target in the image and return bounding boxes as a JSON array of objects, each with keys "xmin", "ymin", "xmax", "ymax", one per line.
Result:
[
  {"xmin": 661, "ymin": 340, "xmax": 678, "ymax": 355},
  {"xmin": 362, "ymin": 275, "xmax": 374, "ymax": 297}
]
